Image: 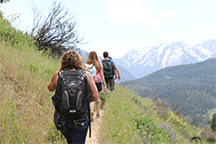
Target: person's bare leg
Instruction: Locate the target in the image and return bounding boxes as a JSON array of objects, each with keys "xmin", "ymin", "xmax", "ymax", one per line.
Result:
[{"xmin": 96, "ymin": 98, "xmax": 100, "ymax": 117}]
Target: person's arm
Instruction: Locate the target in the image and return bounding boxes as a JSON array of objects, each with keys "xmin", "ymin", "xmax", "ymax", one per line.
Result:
[
  {"xmin": 47, "ymin": 71, "xmax": 59, "ymax": 92},
  {"xmin": 114, "ymin": 69, "xmax": 117, "ymax": 79},
  {"xmin": 115, "ymin": 66, "xmax": 121, "ymax": 80},
  {"xmin": 100, "ymin": 69, "xmax": 107, "ymax": 91},
  {"xmin": 86, "ymin": 72, "xmax": 99, "ymax": 102}
]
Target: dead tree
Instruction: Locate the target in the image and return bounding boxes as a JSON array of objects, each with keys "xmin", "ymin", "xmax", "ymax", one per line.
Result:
[
  {"xmin": 30, "ymin": 1, "xmax": 85, "ymax": 57},
  {"xmin": 0, "ymin": 0, "xmax": 10, "ymax": 3}
]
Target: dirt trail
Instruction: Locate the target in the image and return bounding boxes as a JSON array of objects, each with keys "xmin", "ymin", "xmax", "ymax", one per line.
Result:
[{"xmin": 85, "ymin": 109, "xmax": 104, "ymax": 144}]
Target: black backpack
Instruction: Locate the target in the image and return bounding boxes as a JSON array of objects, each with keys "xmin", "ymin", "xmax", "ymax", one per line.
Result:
[
  {"xmin": 102, "ymin": 59, "xmax": 115, "ymax": 78},
  {"xmin": 51, "ymin": 68, "xmax": 92, "ymax": 135}
]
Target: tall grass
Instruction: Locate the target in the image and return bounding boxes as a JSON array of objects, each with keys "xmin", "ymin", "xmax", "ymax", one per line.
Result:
[
  {"xmin": 100, "ymin": 85, "xmax": 214, "ymax": 143},
  {"xmin": 0, "ymin": 17, "xmax": 65, "ymax": 143}
]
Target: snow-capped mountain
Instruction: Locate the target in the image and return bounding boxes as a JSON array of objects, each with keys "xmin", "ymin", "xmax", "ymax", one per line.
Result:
[{"xmin": 114, "ymin": 39, "xmax": 216, "ymax": 79}]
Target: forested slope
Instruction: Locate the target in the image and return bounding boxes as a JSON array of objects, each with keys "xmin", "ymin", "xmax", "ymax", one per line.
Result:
[{"xmin": 120, "ymin": 58, "xmax": 216, "ymax": 125}]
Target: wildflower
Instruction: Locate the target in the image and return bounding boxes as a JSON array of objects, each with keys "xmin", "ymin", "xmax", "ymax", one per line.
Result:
[
  {"xmin": 159, "ymin": 125, "xmax": 163, "ymax": 129},
  {"xmin": 197, "ymin": 132, "xmax": 200, "ymax": 136},
  {"xmin": 168, "ymin": 130, "xmax": 173, "ymax": 137},
  {"xmin": 154, "ymin": 105, "xmax": 156, "ymax": 108},
  {"xmin": 157, "ymin": 118, "xmax": 159, "ymax": 121},
  {"xmin": 166, "ymin": 126, "xmax": 169, "ymax": 131},
  {"xmin": 142, "ymin": 115, "xmax": 144, "ymax": 118},
  {"xmin": 162, "ymin": 139, "xmax": 164, "ymax": 142}
]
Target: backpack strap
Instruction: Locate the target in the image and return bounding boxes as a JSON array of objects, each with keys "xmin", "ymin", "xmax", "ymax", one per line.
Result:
[{"xmin": 82, "ymin": 70, "xmax": 92, "ymax": 138}]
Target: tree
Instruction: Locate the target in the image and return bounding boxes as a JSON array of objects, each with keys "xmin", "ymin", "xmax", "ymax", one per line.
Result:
[
  {"xmin": 0, "ymin": 0, "xmax": 9, "ymax": 3},
  {"xmin": 209, "ymin": 113, "xmax": 216, "ymax": 132},
  {"xmin": 30, "ymin": 1, "xmax": 85, "ymax": 56}
]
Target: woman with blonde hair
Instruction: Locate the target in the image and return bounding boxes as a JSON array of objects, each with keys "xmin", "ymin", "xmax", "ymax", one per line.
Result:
[
  {"xmin": 85, "ymin": 51, "xmax": 107, "ymax": 121},
  {"xmin": 48, "ymin": 50, "xmax": 99, "ymax": 143}
]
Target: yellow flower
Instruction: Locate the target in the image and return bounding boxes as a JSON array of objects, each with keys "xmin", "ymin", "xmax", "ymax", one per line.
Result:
[
  {"xmin": 162, "ymin": 139, "xmax": 164, "ymax": 142},
  {"xmin": 142, "ymin": 115, "xmax": 145, "ymax": 118},
  {"xmin": 154, "ymin": 105, "xmax": 156, "ymax": 108},
  {"xmin": 157, "ymin": 118, "xmax": 159, "ymax": 121}
]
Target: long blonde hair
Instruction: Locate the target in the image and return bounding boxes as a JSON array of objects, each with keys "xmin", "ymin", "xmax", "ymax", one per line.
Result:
[
  {"xmin": 85, "ymin": 51, "xmax": 102, "ymax": 71},
  {"xmin": 60, "ymin": 50, "xmax": 85, "ymax": 70}
]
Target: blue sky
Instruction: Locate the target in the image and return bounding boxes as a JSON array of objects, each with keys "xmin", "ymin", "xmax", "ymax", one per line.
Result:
[{"xmin": 1, "ymin": 0, "xmax": 216, "ymax": 58}]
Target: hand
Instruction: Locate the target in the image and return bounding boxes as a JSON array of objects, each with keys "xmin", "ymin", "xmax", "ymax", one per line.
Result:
[
  {"xmin": 118, "ymin": 75, "xmax": 121, "ymax": 80},
  {"xmin": 103, "ymin": 85, "xmax": 107, "ymax": 92}
]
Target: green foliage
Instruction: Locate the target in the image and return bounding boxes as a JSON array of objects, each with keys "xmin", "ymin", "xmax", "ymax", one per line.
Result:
[
  {"xmin": 101, "ymin": 86, "xmax": 213, "ymax": 143},
  {"xmin": 99, "ymin": 91, "xmax": 108, "ymax": 109},
  {"xmin": 209, "ymin": 113, "xmax": 216, "ymax": 132},
  {"xmin": 0, "ymin": 18, "xmax": 35, "ymax": 49},
  {"xmin": 47, "ymin": 124, "xmax": 65, "ymax": 143}
]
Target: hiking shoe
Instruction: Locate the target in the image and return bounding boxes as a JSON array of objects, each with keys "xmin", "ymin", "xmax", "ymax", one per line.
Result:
[
  {"xmin": 90, "ymin": 112, "xmax": 94, "ymax": 122},
  {"xmin": 97, "ymin": 114, "xmax": 100, "ymax": 117}
]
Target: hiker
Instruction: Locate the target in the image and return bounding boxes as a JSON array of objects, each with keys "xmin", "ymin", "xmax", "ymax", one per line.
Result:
[
  {"xmin": 108, "ymin": 56, "xmax": 118, "ymax": 79},
  {"xmin": 47, "ymin": 50, "xmax": 99, "ymax": 144},
  {"xmin": 102, "ymin": 51, "xmax": 121, "ymax": 91},
  {"xmin": 85, "ymin": 51, "xmax": 107, "ymax": 122}
]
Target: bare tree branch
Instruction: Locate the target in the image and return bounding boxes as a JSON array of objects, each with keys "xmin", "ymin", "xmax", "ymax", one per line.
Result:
[{"xmin": 30, "ymin": 1, "xmax": 85, "ymax": 56}]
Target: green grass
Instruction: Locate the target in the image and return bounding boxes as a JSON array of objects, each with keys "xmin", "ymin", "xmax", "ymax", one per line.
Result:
[
  {"xmin": 0, "ymin": 16, "xmax": 215, "ymax": 143},
  {"xmin": 100, "ymin": 85, "xmax": 215, "ymax": 143}
]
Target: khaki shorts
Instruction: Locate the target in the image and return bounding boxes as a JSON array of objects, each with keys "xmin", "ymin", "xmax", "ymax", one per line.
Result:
[{"xmin": 105, "ymin": 78, "xmax": 115, "ymax": 91}]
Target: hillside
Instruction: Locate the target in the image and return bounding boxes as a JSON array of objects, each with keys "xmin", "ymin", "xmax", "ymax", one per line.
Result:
[
  {"xmin": 1, "ymin": 15, "xmax": 216, "ymax": 144},
  {"xmin": 120, "ymin": 58, "xmax": 216, "ymax": 125}
]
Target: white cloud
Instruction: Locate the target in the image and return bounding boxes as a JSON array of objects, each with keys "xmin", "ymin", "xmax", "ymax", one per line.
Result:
[
  {"xmin": 157, "ymin": 8, "xmax": 197, "ymax": 20},
  {"xmin": 157, "ymin": 8, "xmax": 178, "ymax": 20},
  {"xmin": 96, "ymin": 30, "xmax": 101, "ymax": 34},
  {"xmin": 108, "ymin": 0, "xmax": 162, "ymax": 27}
]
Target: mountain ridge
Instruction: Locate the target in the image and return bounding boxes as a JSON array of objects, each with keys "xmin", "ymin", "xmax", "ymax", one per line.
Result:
[{"xmin": 114, "ymin": 39, "xmax": 216, "ymax": 79}]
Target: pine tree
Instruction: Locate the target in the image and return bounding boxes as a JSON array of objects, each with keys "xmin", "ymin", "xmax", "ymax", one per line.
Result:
[{"xmin": 209, "ymin": 113, "xmax": 216, "ymax": 132}]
